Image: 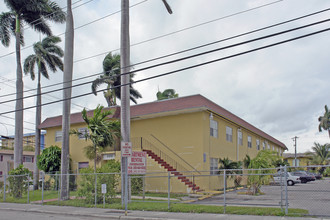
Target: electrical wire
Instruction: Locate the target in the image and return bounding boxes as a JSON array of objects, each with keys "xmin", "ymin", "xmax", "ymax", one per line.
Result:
[
  {"xmin": 0, "ymin": 17, "xmax": 329, "ymax": 105},
  {"xmin": 0, "ymin": 26, "xmax": 329, "ymax": 116},
  {"xmin": 1, "ymin": 5, "xmax": 329, "ymax": 98}
]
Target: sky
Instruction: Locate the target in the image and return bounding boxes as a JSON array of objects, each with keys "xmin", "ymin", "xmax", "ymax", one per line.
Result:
[{"xmin": 0, "ymin": 0, "xmax": 330, "ymax": 153}]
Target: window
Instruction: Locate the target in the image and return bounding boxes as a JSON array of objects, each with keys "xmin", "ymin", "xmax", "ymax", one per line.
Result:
[
  {"xmin": 55, "ymin": 131, "xmax": 62, "ymax": 142},
  {"xmin": 262, "ymin": 141, "xmax": 265, "ymax": 150},
  {"xmin": 103, "ymin": 153, "xmax": 115, "ymax": 160},
  {"xmin": 0, "ymin": 155, "xmax": 3, "ymax": 162},
  {"xmin": 78, "ymin": 162, "xmax": 89, "ymax": 169},
  {"xmin": 238, "ymin": 131, "xmax": 243, "ymax": 146},
  {"xmin": 256, "ymin": 139, "xmax": 260, "ymax": 150},
  {"xmin": 292, "ymin": 159, "xmax": 300, "ymax": 166},
  {"xmin": 23, "ymin": 156, "xmax": 33, "ymax": 163},
  {"xmin": 272, "ymin": 145, "xmax": 275, "ymax": 151},
  {"xmin": 226, "ymin": 126, "xmax": 233, "ymax": 142},
  {"xmin": 210, "ymin": 158, "xmax": 218, "ymax": 175},
  {"xmin": 10, "ymin": 155, "xmax": 14, "ymax": 160},
  {"xmin": 248, "ymin": 136, "xmax": 252, "ymax": 148},
  {"xmin": 0, "ymin": 171, "xmax": 2, "ymax": 176},
  {"xmin": 78, "ymin": 127, "xmax": 89, "ymax": 140},
  {"xmin": 267, "ymin": 142, "xmax": 270, "ymax": 150},
  {"xmin": 210, "ymin": 120, "xmax": 218, "ymax": 138}
]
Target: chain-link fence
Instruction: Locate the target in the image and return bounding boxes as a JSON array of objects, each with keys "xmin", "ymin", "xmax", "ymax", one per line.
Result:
[{"xmin": 1, "ymin": 165, "xmax": 329, "ymax": 216}]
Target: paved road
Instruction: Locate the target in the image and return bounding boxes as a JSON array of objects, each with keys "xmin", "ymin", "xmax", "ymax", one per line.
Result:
[
  {"xmin": 193, "ymin": 178, "xmax": 330, "ymax": 216},
  {"xmin": 0, "ymin": 203, "xmax": 327, "ymax": 220}
]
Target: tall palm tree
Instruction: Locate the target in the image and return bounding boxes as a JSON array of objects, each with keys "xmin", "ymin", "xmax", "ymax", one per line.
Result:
[
  {"xmin": 91, "ymin": 53, "xmax": 142, "ymax": 107},
  {"xmin": 156, "ymin": 89, "xmax": 179, "ymax": 100},
  {"xmin": 0, "ymin": 0, "xmax": 65, "ymax": 168},
  {"xmin": 61, "ymin": 0, "xmax": 74, "ymax": 201},
  {"xmin": 23, "ymin": 36, "xmax": 64, "ymax": 190},
  {"xmin": 318, "ymin": 105, "xmax": 330, "ymax": 138}
]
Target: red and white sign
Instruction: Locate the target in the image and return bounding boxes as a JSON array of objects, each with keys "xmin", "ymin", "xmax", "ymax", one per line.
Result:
[
  {"xmin": 128, "ymin": 151, "xmax": 147, "ymax": 174},
  {"xmin": 121, "ymin": 141, "xmax": 132, "ymax": 157}
]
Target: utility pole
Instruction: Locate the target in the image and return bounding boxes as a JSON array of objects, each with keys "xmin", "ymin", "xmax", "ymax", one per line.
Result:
[{"xmin": 292, "ymin": 136, "xmax": 298, "ymax": 167}]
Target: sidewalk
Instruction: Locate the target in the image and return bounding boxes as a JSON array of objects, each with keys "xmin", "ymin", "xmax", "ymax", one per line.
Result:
[{"xmin": 0, "ymin": 203, "xmax": 328, "ymax": 220}]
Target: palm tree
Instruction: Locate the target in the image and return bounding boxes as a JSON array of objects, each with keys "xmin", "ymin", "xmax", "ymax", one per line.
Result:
[
  {"xmin": 23, "ymin": 36, "xmax": 64, "ymax": 190},
  {"xmin": 156, "ymin": 89, "xmax": 179, "ymax": 100},
  {"xmin": 91, "ymin": 53, "xmax": 142, "ymax": 107},
  {"xmin": 318, "ymin": 105, "xmax": 330, "ymax": 138},
  {"xmin": 0, "ymin": 0, "xmax": 65, "ymax": 168},
  {"xmin": 306, "ymin": 143, "xmax": 329, "ymax": 175},
  {"xmin": 61, "ymin": 0, "xmax": 74, "ymax": 201},
  {"xmin": 70, "ymin": 105, "xmax": 121, "ymax": 173}
]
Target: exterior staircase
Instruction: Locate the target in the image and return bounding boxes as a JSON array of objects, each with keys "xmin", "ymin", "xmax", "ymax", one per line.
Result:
[{"xmin": 143, "ymin": 149, "xmax": 202, "ymax": 192}]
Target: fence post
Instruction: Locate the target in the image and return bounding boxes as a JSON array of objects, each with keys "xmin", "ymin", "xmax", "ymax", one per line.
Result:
[
  {"xmin": 280, "ymin": 166, "xmax": 283, "ymax": 211},
  {"xmin": 193, "ymin": 174, "xmax": 195, "ymax": 194},
  {"xmin": 143, "ymin": 175, "xmax": 145, "ymax": 201},
  {"xmin": 168, "ymin": 171, "xmax": 171, "ymax": 210},
  {"xmin": 3, "ymin": 174, "xmax": 6, "ymax": 202},
  {"xmin": 95, "ymin": 173, "xmax": 97, "ymax": 208},
  {"xmin": 27, "ymin": 174, "xmax": 30, "ymax": 204},
  {"xmin": 223, "ymin": 169, "xmax": 226, "ymax": 214},
  {"xmin": 42, "ymin": 172, "xmax": 44, "ymax": 205},
  {"xmin": 284, "ymin": 165, "xmax": 288, "ymax": 215}
]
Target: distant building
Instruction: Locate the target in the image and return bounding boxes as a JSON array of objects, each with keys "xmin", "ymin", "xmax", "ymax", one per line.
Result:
[
  {"xmin": 0, "ymin": 131, "xmax": 46, "ymax": 150},
  {"xmin": 0, "ymin": 149, "xmax": 35, "ymax": 181},
  {"xmin": 283, "ymin": 153, "xmax": 313, "ymax": 167}
]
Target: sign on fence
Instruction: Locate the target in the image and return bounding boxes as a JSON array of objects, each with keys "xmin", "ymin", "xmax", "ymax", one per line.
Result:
[
  {"xmin": 121, "ymin": 141, "xmax": 132, "ymax": 157},
  {"xmin": 128, "ymin": 151, "xmax": 147, "ymax": 174}
]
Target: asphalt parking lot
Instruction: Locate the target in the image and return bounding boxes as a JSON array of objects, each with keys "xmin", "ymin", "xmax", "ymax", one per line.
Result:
[{"xmin": 193, "ymin": 178, "xmax": 330, "ymax": 217}]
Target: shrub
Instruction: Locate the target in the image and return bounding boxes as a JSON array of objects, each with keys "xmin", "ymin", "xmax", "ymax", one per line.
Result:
[
  {"xmin": 77, "ymin": 160, "xmax": 120, "ymax": 204},
  {"xmin": 8, "ymin": 165, "xmax": 31, "ymax": 198},
  {"xmin": 131, "ymin": 175, "xmax": 143, "ymax": 194}
]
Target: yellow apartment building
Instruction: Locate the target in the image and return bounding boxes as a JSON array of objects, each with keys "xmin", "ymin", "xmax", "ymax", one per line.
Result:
[{"xmin": 39, "ymin": 94, "xmax": 287, "ymax": 193}]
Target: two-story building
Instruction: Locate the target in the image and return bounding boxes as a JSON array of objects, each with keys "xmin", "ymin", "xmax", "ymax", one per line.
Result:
[{"xmin": 39, "ymin": 94, "xmax": 287, "ymax": 192}]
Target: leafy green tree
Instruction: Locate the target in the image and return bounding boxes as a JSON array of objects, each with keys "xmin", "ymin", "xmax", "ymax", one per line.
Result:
[
  {"xmin": 306, "ymin": 143, "xmax": 329, "ymax": 174},
  {"xmin": 8, "ymin": 165, "xmax": 31, "ymax": 198},
  {"xmin": 91, "ymin": 53, "xmax": 142, "ymax": 107},
  {"xmin": 24, "ymin": 36, "xmax": 63, "ymax": 190},
  {"xmin": 247, "ymin": 150, "xmax": 280, "ymax": 195},
  {"xmin": 78, "ymin": 160, "xmax": 121, "ymax": 204},
  {"xmin": 156, "ymin": 89, "xmax": 179, "ymax": 100},
  {"xmin": 318, "ymin": 105, "xmax": 330, "ymax": 138},
  {"xmin": 37, "ymin": 145, "xmax": 61, "ymax": 173},
  {"xmin": 218, "ymin": 157, "xmax": 242, "ymax": 189},
  {"xmin": 70, "ymin": 105, "xmax": 121, "ymax": 172},
  {"xmin": 0, "ymin": 0, "xmax": 65, "ymax": 168}
]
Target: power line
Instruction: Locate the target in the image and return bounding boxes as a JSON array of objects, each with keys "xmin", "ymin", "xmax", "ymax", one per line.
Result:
[
  {"xmin": 1, "ymin": 5, "xmax": 329, "ymax": 98},
  {"xmin": 0, "ymin": 26, "xmax": 329, "ymax": 116},
  {"xmin": 0, "ymin": 115, "xmax": 35, "ymax": 126},
  {"xmin": 1, "ymin": 17, "xmax": 329, "ymax": 105},
  {"xmin": 0, "ymin": 0, "xmax": 148, "ymax": 60}
]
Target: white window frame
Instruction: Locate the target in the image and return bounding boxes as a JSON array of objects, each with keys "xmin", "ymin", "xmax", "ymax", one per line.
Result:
[
  {"xmin": 292, "ymin": 159, "xmax": 300, "ymax": 166},
  {"xmin": 247, "ymin": 136, "xmax": 252, "ymax": 148},
  {"xmin": 256, "ymin": 139, "xmax": 260, "ymax": 150},
  {"xmin": 24, "ymin": 156, "xmax": 33, "ymax": 163},
  {"xmin": 78, "ymin": 127, "xmax": 89, "ymax": 140},
  {"xmin": 210, "ymin": 119, "xmax": 218, "ymax": 138},
  {"xmin": 262, "ymin": 141, "xmax": 265, "ymax": 150},
  {"xmin": 226, "ymin": 126, "xmax": 233, "ymax": 142},
  {"xmin": 55, "ymin": 131, "xmax": 62, "ymax": 142},
  {"xmin": 238, "ymin": 131, "xmax": 243, "ymax": 146},
  {"xmin": 210, "ymin": 158, "xmax": 218, "ymax": 175}
]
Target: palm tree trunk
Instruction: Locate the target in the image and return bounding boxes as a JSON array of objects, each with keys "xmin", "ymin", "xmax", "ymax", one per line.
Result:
[
  {"xmin": 33, "ymin": 70, "xmax": 42, "ymax": 190},
  {"xmin": 120, "ymin": 0, "xmax": 131, "ymax": 206},
  {"xmin": 14, "ymin": 16, "xmax": 23, "ymax": 168},
  {"xmin": 61, "ymin": 0, "xmax": 74, "ymax": 200}
]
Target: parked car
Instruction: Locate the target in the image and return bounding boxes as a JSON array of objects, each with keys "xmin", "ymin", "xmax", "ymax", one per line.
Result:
[
  {"xmin": 291, "ymin": 171, "xmax": 315, "ymax": 183},
  {"xmin": 306, "ymin": 172, "xmax": 322, "ymax": 180},
  {"xmin": 273, "ymin": 172, "xmax": 301, "ymax": 186}
]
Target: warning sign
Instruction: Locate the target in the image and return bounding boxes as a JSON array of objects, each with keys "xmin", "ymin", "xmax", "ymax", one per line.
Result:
[
  {"xmin": 121, "ymin": 142, "xmax": 132, "ymax": 157},
  {"xmin": 128, "ymin": 151, "xmax": 147, "ymax": 174}
]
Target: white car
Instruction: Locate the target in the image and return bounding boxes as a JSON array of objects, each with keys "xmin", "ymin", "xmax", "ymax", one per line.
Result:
[{"xmin": 272, "ymin": 172, "xmax": 301, "ymax": 186}]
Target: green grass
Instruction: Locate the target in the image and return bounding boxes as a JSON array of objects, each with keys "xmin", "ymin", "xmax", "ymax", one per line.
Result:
[
  {"xmin": 46, "ymin": 198, "xmax": 308, "ymax": 217},
  {"xmin": 1, "ymin": 190, "xmax": 78, "ymax": 203}
]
